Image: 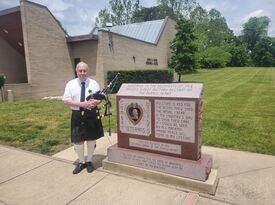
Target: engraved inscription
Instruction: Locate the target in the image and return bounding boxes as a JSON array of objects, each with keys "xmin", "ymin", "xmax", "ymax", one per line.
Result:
[
  {"xmin": 119, "ymin": 99, "xmax": 151, "ymax": 136},
  {"xmin": 108, "ymin": 147, "xmax": 212, "ymax": 181},
  {"xmin": 117, "ymin": 83, "xmax": 203, "ymax": 98},
  {"xmin": 155, "ymin": 100, "xmax": 195, "ymax": 143},
  {"xmin": 121, "ymin": 152, "xmax": 185, "ymax": 172},
  {"xmin": 129, "ymin": 138, "xmax": 181, "ymax": 154}
]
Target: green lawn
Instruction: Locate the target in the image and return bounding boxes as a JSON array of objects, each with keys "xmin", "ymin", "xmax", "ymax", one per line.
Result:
[
  {"xmin": 0, "ymin": 67, "xmax": 274, "ymax": 156},
  {"xmin": 0, "ymin": 97, "xmax": 117, "ymax": 155},
  {"xmin": 182, "ymin": 67, "xmax": 275, "ymax": 155}
]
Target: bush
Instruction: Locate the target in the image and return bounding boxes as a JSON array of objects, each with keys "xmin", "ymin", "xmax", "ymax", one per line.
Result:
[
  {"xmin": 107, "ymin": 69, "xmax": 174, "ymax": 93},
  {"xmin": 0, "ymin": 74, "xmax": 6, "ymax": 89},
  {"xmin": 227, "ymin": 44, "xmax": 251, "ymax": 67},
  {"xmin": 199, "ymin": 47, "xmax": 232, "ymax": 68}
]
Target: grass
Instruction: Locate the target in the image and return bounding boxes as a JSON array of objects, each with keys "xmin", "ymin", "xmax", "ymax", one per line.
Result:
[
  {"xmin": 182, "ymin": 67, "xmax": 275, "ymax": 155},
  {"xmin": 0, "ymin": 97, "xmax": 116, "ymax": 155},
  {"xmin": 0, "ymin": 67, "xmax": 274, "ymax": 156}
]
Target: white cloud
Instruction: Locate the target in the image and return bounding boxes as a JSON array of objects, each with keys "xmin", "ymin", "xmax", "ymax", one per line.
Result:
[
  {"xmin": 65, "ymin": 24, "xmax": 91, "ymax": 36},
  {"xmin": 0, "ymin": 0, "xmax": 18, "ymax": 9},
  {"xmin": 140, "ymin": 0, "xmax": 157, "ymax": 8},
  {"xmin": 77, "ymin": 8, "xmax": 92, "ymax": 22},
  {"xmin": 202, "ymin": 0, "xmax": 237, "ymax": 13},
  {"xmin": 221, "ymin": 1, "xmax": 238, "ymax": 13},
  {"xmin": 90, "ymin": 12, "xmax": 99, "ymax": 24},
  {"xmin": 203, "ymin": 3, "xmax": 216, "ymax": 12},
  {"xmin": 53, "ymin": 11, "xmax": 65, "ymax": 20},
  {"xmin": 44, "ymin": 0, "xmax": 71, "ymax": 12},
  {"xmin": 242, "ymin": 9, "xmax": 264, "ymax": 23}
]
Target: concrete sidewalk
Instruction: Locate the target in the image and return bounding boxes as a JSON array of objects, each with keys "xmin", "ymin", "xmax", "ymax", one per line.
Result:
[{"xmin": 0, "ymin": 133, "xmax": 275, "ymax": 205}]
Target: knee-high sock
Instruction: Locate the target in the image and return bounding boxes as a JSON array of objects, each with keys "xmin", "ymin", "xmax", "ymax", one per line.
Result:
[
  {"xmin": 74, "ymin": 143, "xmax": 85, "ymax": 163},
  {"xmin": 87, "ymin": 140, "xmax": 96, "ymax": 162}
]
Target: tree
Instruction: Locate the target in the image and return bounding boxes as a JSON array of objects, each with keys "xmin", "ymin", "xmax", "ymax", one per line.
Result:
[
  {"xmin": 190, "ymin": 7, "xmax": 233, "ymax": 47},
  {"xmin": 190, "ymin": 5, "xmax": 209, "ymax": 55},
  {"xmin": 132, "ymin": 4, "xmax": 176, "ymax": 23},
  {"xmin": 227, "ymin": 37, "xmax": 251, "ymax": 67},
  {"xmin": 190, "ymin": 5, "xmax": 208, "ymax": 24},
  {"xmin": 240, "ymin": 16, "xmax": 270, "ymax": 51},
  {"xmin": 157, "ymin": 0, "xmax": 197, "ymax": 17},
  {"xmin": 207, "ymin": 9, "xmax": 233, "ymax": 47},
  {"xmin": 95, "ymin": 7, "xmax": 113, "ymax": 27},
  {"xmin": 190, "ymin": 6, "xmax": 234, "ymax": 68},
  {"xmin": 199, "ymin": 47, "xmax": 231, "ymax": 68},
  {"xmin": 253, "ymin": 37, "xmax": 275, "ymax": 66},
  {"xmin": 272, "ymin": 38, "xmax": 275, "ymax": 66},
  {"xmin": 170, "ymin": 17, "xmax": 197, "ymax": 81},
  {"xmin": 95, "ymin": 0, "xmax": 140, "ymax": 26}
]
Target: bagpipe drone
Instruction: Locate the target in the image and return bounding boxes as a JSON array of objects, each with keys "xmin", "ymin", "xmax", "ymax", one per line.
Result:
[{"xmin": 85, "ymin": 72, "xmax": 120, "ymax": 136}]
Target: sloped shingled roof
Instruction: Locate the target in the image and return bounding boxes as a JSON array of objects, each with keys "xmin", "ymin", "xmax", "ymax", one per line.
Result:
[{"xmin": 95, "ymin": 17, "xmax": 169, "ymax": 45}]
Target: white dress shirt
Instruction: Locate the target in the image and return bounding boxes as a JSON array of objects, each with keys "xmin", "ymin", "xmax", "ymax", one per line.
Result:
[{"xmin": 63, "ymin": 78, "xmax": 100, "ymax": 110}]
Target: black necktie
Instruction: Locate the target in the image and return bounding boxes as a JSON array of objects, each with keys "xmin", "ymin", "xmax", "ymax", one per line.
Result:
[{"xmin": 80, "ymin": 82, "xmax": 85, "ymax": 111}]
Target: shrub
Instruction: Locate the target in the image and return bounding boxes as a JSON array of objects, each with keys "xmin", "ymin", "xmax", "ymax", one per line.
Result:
[
  {"xmin": 227, "ymin": 44, "xmax": 251, "ymax": 66},
  {"xmin": 0, "ymin": 74, "xmax": 6, "ymax": 89},
  {"xmin": 199, "ymin": 47, "xmax": 232, "ymax": 68},
  {"xmin": 107, "ymin": 69, "xmax": 174, "ymax": 93}
]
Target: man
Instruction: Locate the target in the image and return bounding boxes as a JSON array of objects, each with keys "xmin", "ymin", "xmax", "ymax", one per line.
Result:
[{"xmin": 63, "ymin": 62, "xmax": 104, "ymax": 174}]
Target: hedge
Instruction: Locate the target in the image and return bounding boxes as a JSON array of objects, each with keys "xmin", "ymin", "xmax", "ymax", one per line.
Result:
[{"xmin": 106, "ymin": 69, "xmax": 174, "ymax": 93}]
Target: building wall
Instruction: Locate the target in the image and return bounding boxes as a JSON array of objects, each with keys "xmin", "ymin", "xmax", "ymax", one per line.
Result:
[
  {"xmin": 95, "ymin": 36, "xmax": 105, "ymax": 88},
  {"xmin": 14, "ymin": 1, "xmax": 74, "ymax": 100},
  {"xmin": 0, "ymin": 36, "xmax": 27, "ymax": 83},
  {"xmin": 69, "ymin": 40, "xmax": 98, "ymax": 76},
  {"xmin": 4, "ymin": 83, "xmax": 33, "ymax": 101},
  {"xmin": 162, "ymin": 18, "xmax": 177, "ymax": 60},
  {"xmin": 4, "ymin": 1, "xmax": 176, "ymax": 100},
  {"xmin": 97, "ymin": 18, "xmax": 176, "ymax": 85}
]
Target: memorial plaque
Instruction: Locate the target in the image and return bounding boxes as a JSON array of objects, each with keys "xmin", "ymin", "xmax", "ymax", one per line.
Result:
[
  {"xmin": 155, "ymin": 99, "xmax": 195, "ymax": 143},
  {"xmin": 129, "ymin": 138, "xmax": 181, "ymax": 155},
  {"xmin": 105, "ymin": 83, "xmax": 215, "ymax": 182},
  {"xmin": 107, "ymin": 144, "xmax": 212, "ymax": 181},
  {"xmin": 119, "ymin": 98, "xmax": 151, "ymax": 136},
  {"xmin": 116, "ymin": 83, "xmax": 203, "ymax": 160}
]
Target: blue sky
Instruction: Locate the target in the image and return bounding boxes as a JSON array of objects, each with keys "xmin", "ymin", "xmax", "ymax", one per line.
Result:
[{"xmin": 0, "ymin": 0, "xmax": 274, "ymax": 37}]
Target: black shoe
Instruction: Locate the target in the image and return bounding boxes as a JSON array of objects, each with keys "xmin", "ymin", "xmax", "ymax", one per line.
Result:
[
  {"xmin": 86, "ymin": 161, "xmax": 94, "ymax": 173},
  {"xmin": 72, "ymin": 162, "xmax": 86, "ymax": 174}
]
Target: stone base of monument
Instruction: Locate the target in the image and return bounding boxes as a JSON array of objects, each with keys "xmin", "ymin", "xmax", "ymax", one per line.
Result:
[{"xmin": 103, "ymin": 144, "xmax": 219, "ymax": 195}]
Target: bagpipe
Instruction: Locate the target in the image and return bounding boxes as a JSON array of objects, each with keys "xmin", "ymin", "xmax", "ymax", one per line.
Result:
[{"xmin": 85, "ymin": 73, "xmax": 120, "ymax": 136}]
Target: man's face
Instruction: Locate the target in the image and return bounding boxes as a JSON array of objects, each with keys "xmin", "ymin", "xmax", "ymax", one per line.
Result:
[{"xmin": 76, "ymin": 65, "xmax": 88, "ymax": 81}]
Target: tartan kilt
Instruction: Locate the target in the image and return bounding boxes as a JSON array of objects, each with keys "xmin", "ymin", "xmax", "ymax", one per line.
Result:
[{"xmin": 71, "ymin": 108, "xmax": 104, "ymax": 143}]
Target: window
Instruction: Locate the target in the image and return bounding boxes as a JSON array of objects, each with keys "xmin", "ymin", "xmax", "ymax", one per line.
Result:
[{"xmin": 146, "ymin": 58, "xmax": 158, "ymax": 65}]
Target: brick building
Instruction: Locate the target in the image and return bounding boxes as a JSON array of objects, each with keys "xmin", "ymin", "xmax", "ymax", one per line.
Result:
[{"xmin": 0, "ymin": 0, "xmax": 176, "ymax": 100}]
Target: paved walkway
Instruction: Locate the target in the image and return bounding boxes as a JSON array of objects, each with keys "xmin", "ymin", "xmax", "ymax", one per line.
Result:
[{"xmin": 0, "ymin": 133, "xmax": 275, "ymax": 205}]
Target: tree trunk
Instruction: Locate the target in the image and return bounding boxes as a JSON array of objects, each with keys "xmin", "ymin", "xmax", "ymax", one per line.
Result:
[{"xmin": 178, "ymin": 74, "xmax": 181, "ymax": 82}]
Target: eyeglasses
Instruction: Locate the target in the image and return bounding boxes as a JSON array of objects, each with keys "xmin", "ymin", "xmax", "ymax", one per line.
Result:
[{"xmin": 77, "ymin": 69, "xmax": 87, "ymax": 73}]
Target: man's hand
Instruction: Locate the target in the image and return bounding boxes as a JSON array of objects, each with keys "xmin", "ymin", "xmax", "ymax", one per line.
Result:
[
  {"xmin": 89, "ymin": 99, "xmax": 101, "ymax": 107},
  {"xmin": 82, "ymin": 100, "xmax": 101, "ymax": 110}
]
